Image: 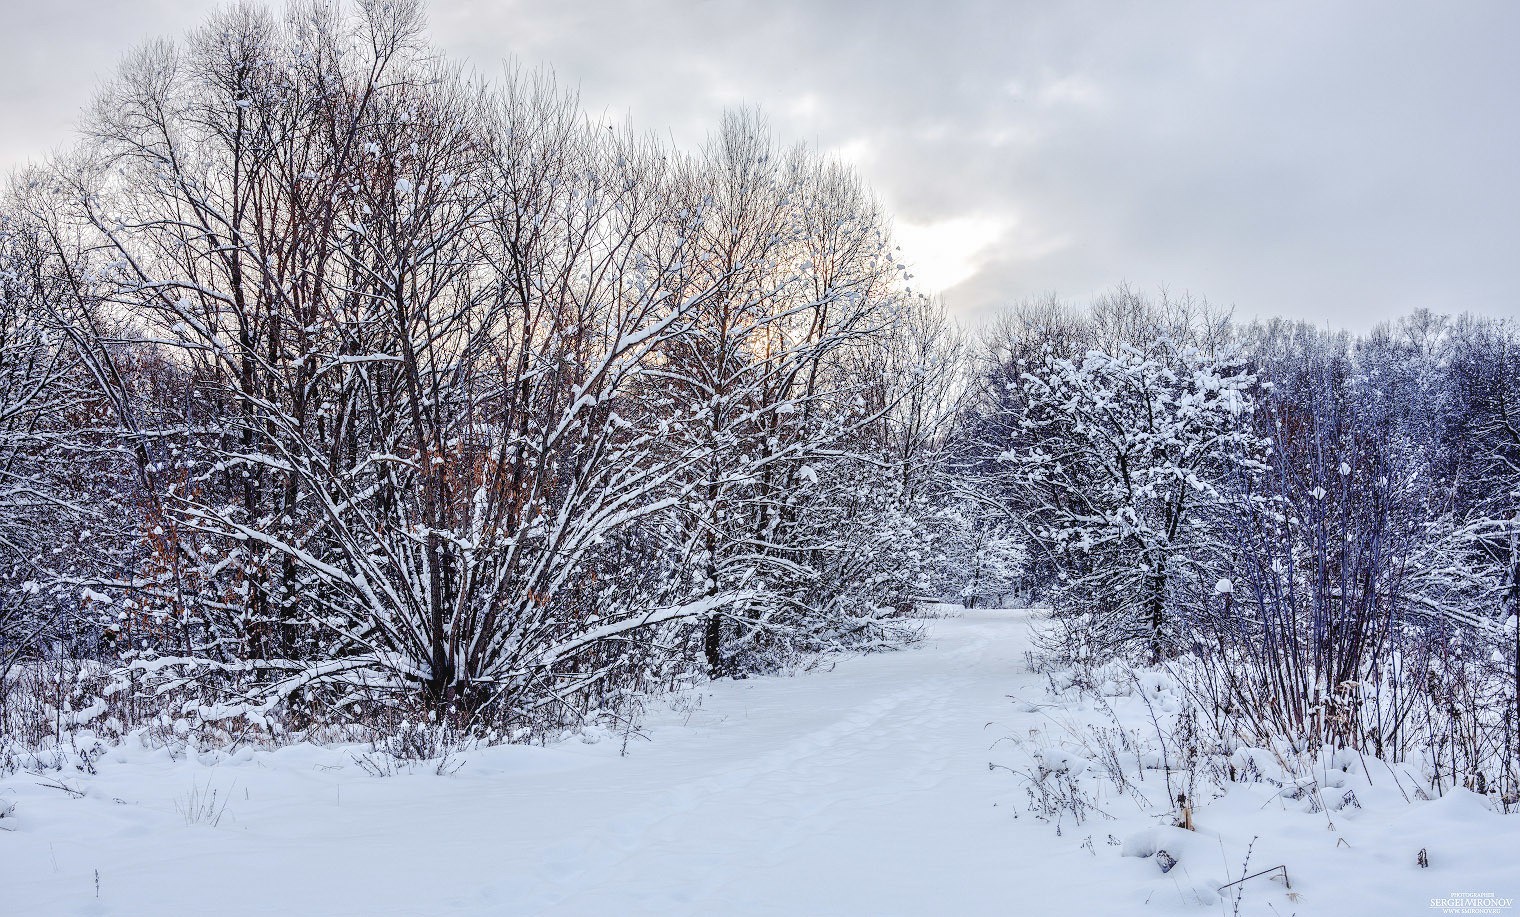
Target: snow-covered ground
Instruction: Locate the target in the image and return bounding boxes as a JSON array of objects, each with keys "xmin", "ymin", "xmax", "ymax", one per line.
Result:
[{"xmin": 3, "ymin": 608, "xmax": 1517, "ymax": 915}]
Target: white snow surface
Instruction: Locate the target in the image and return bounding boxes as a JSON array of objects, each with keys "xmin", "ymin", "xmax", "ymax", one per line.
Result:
[{"xmin": 3, "ymin": 608, "xmax": 1518, "ymax": 915}]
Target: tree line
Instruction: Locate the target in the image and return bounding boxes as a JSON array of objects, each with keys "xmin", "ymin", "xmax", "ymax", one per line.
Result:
[
  {"xmin": 2, "ymin": 0, "xmax": 1516, "ymax": 806},
  {"xmin": 0, "ymin": 1, "xmax": 953, "ymax": 747},
  {"xmin": 955, "ymin": 291, "xmax": 1520, "ymax": 802}
]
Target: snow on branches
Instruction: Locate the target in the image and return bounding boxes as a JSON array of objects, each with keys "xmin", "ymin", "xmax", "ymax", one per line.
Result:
[
  {"xmin": 986, "ymin": 338, "xmax": 1264, "ymax": 661},
  {"xmin": 0, "ymin": 2, "xmax": 940, "ymax": 740}
]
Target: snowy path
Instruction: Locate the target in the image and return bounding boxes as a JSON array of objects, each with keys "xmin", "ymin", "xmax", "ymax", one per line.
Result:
[{"xmin": 2, "ymin": 608, "xmax": 1139, "ymax": 916}]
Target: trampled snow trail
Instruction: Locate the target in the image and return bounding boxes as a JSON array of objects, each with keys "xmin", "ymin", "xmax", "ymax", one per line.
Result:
[{"xmin": 2, "ymin": 609, "xmax": 1136, "ymax": 916}]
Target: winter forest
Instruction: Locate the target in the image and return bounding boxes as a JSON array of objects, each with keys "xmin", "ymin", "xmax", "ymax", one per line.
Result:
[{"xmin": 2, "ymin": 2, "xmax": 1518, "ymax": 914}]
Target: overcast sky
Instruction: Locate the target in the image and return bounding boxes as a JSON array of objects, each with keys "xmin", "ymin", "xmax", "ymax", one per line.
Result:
[{"xmin": 1, "ymin": 0, "xmax": 1516, "ymax": 330}]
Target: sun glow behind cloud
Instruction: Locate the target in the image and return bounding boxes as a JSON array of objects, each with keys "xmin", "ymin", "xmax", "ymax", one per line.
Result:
[{"xmin": 893, "ymin": 215, "xmax": 1010, "ymax": 295}]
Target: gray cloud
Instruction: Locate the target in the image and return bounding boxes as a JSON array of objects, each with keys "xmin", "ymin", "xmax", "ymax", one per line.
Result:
[{"xmin": 2, "ymin": 0, "xmax": 1515, "ymax": 330}]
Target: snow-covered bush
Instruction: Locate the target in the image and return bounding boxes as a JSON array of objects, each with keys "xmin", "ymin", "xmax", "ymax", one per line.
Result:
[{"xmin": 0, "ymin": 0, "xmax": 949, "ymax": 753}]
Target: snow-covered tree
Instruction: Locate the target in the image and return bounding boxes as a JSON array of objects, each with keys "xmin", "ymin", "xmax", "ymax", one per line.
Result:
[
  {"xmin": 973, "ymin": 334, "xmax": 1263, "ymax": 661},
  {"xmin": 650, "ymin": 111, "xmax": 928, "ymax": 675},
  {"xmin": 0, "ymin": 207, "xmax": 138, "ymax": 690}
]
